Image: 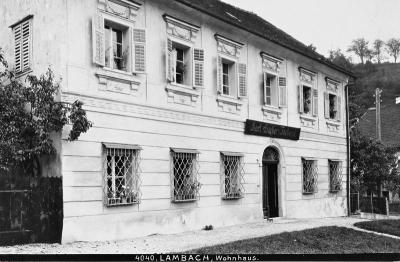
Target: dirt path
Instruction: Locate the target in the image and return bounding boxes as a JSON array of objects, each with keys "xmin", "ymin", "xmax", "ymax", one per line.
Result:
[{"xmin": 0, "ymin": 217, "xmax": 369, "ymax": 254}]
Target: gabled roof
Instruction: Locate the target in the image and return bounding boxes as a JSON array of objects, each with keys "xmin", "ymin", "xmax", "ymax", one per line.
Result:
[
  {"xmin": 174, "ymin": 0, "xmax": 355, "ymax": 77},
  {"xmin": 358, "ymin": 103, "xmax": 400, "ymax": 147}
]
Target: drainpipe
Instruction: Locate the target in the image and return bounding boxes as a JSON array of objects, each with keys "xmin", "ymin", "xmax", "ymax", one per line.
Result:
[{"xmin": 345, "ymin": 83, "xmax": 351, "ymax": 216}]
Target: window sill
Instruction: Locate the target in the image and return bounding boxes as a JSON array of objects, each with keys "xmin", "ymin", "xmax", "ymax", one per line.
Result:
[
  {"xmin": 262, "ymin": 105, "xmax": 283, "ymax": 121},
  {"xmin": 222, "ymin": 195, "xmax": 244, "ymax": 200},
  {"xmin": 166, "ymin": 83, "xmax": 200, "ymax": 107},
  {"xmin": 326, "ymin": 119, "xmax": 341, "ymax": 132},
  {"xmin": 216, "ymin": 95, "xmax": 243, "ymax": 114},
  {"xmin": 96, "ymin": 68, "xmax": 141, "ymax": 95},
  {"xmin": 172, "ymin": 198, "xmax": 198, "ymax": 203},
  {"xmin": 300, "ymin": 114, "xmax": 317, "ymax": 127},
  {"xmin": 15, "ymin": 68, "xmax": 33, "ymax": 79}
]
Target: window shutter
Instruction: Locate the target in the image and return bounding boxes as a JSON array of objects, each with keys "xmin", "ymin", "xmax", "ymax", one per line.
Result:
[
  {"xmin": 193, "ymin": 48, "xmax": 204, "ymax": 89},
  {"xmin": 166, "ymin": 38, "xmax": 176, "ymax": 82},
  {"xmin": 216, "ymin": 56, "xmax": 223, "ymax": 94},
  {"xmin": 13, "ymin": 23, "xmax": 22, "ymax": 73},
  {"xmin": 336, "ymin": 96, "xmax": 341, "ymax": 121},
  {"xmin": 263, "ymin": 72, "xmax": 267, "ymax": 104},
  {"xmin": 278, "ymin": 77, "xmax": 287, "ymax": 107},
  {"xmin": 21, "ymin": 20, "xmax": 31, "ymax": 72},
  {"xmin": 312, "ymin": 89, "xmax": 318, "ymax": 117},
  {"xmin": 298, "ymin": 85, "xmax": 304, "ymax": 113},
  {"xmin": 237, "ymin": 63, "xmax": 247, "ymax": 98},
  {"xmin": 92, "ymin": 13, "xmax": 105, "ymax": 67},
  {"xmin": 133, "ymin": 28, "xmax": 146, "ymax": 73},
  {"xmin": 324, "ymin": 92, "xmax": 330, "ymax": 119}
]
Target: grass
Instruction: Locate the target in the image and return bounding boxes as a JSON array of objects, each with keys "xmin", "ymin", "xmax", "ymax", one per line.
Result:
[
  {"xmin": 354, "ymin": 219, "xmax": 400, "ymax": 237},
  {"xmin": 190, "ymin": 226, "xmax": 400, "ymax": 254}
]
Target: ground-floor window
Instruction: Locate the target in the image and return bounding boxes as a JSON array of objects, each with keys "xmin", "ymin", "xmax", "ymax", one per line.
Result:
[
  {"xmin": 329, "ymin": 160, "xmax": 343, "ymax": 192},
  {"xmin": 220, "ymin": 152, "xmax": 244, "ymax": 199},
  {"xmin": 103, "ymin": 143, "xmax": 142, "ymax": 206},
  {"xmin": 302, "ymin": 158, "xmax": 318, "ymax": 194},
  {"xmin": 171, "ymin": 148, "xmax": 200, "ymax": 202}
]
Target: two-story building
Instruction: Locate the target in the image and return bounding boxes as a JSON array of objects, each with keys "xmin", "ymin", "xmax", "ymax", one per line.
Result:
[{"xmin": 0, "ymin": 0, "xmax": 353, "ymax": 243}]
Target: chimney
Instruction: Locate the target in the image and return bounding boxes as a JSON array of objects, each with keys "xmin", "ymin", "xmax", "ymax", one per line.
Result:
[{"xmin": 396, "ymin": 97, "xmax": 400, "ymax": 104}]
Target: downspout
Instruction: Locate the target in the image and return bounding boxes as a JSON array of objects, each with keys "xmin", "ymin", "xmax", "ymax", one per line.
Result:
[{"xmin": 345, "ymin": 83, "xmax": 351, "ymax": 216}]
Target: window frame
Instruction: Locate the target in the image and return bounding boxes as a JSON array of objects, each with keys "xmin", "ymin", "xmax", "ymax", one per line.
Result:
[
  {"xmin": 301, "ymin": 157, "xmax": 318, "ymax": 194},
  {"xmin": 220, "ymin": 152, "xmax": 245, "ymax": 200},
  {"xmin": 170, "ymin": 148, "xmax": 200, "ymax": 203},
  {"xmin": 218, "ymin": 54, "xmax": 238, "ymax": 98},
  {"xmin": 102, "ymin": 143, "xmax": 142, "ymax": 207},
  {"xmin": 329, "ymin": 160, "xmax": 343, "ymax": 193},
  {"xmin": 264, "ymin": 72, "xmax": 278, "ymax": 107}
]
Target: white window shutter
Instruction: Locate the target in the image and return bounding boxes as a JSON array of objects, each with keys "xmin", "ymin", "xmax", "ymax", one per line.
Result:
[
  {"xmin": 92, "ymin": 13, "xmax": 105, "ymax": 67},
  {"xmin": 166, "ymin": 38, "xmax": 176, "ymax": 82},
  {"xmin": 278, "ymin": 77, "xmax": 287, "ymax": 107},
  {"xmin": 193, "ymin": 48, "xmax": 204, "ymax": 89},
  {"xmin": 312, "ymin": 89, "xmax": 318, "ymax": 117},
  {"xmin": 237, "ymin": 63, "xmax": 247, "ymax": 98},
  {"xmin": 133, "ymin": 28, "xmax": 146, "ymax": 73},
  {"xmin": 324, "ymin": 92, "xmax": 330, "ymax": 119},
  {"xmin": 13, "ymin": 23, "xmax": 23, "ymax": 73},
  {"xmin": 21, "ymin": 20, "xmax": 31, "ymax": 72},
  {"xmin": 263, "ymin": 72, "xmax": 267, "ymax": 104},
  {"xmin": 216, "ymin": 56, "xmax": 223, "ymax": 94},
  {"xmin": 336, "ymin": 96, "xmax": 341, "ymax": 121},
  {"xmin": 298, "ymin": 85, "xmax": 304, "ymax": 113}
]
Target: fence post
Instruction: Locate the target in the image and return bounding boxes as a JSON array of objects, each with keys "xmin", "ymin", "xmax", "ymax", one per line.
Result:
[
  {"xmin": 386, "ymin": 197, "xmax": 389, "ymax": 216},
  {"xmin": 371, "ymin": 194, "xmax": 374, "ymax": 216}
]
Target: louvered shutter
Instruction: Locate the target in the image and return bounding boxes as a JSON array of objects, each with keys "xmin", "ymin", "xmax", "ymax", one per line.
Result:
[
  {"xmin": 92, "ymin": 13, "xmax": 105, "ymax": 67},
  {"xmin": 298, "ymin": 85, "xmax": 304, "ymax": 113},
  {"xmin": 166, "ymin": 38, "xmax": 176, "ymax": 82},
  {"xmin": 193, "ymin": 49, "xmax": 204, "ymax": 89},
  {"xmin": 133, "ymin": 28, "xmax": 146, "ymax": 73},
  {"xmin": 336, "ymin": 96, "xmax": 341, "ymax": 121},
  {"xmin": 21, "ymin": 20, "xmax": 31, "ymax": 72},
  {"xmin": 237, "ymin": 63, "xmax": 247, "ymax": 98},
  {"xmin": 278, "ymin": 77, "xmax": 287, "ymax": 107},
  {"xmin": 324, "ymin": 92, "xmax": 330, "ymax": 119},
  {"xmin": 312, "ymin": 89, "xmax": 318, "ymax": 116},
  {"xmin": 263, "ymin": 72, "xmax": 267, "ymax": 104},
  {"xmin": 13, "ymin": 23, "xmax": 22, "ymax": 73},
  {"xmin": 216, "ymin": 56, "xmax": 223, "ymax": 94}
]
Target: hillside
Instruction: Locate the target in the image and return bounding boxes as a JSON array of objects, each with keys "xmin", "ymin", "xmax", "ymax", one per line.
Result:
[{"xmin": 349, "ymin": 63, "xmax": 400, "ymax": 121}]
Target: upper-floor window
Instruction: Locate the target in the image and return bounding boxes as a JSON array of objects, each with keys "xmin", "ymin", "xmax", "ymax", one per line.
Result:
[
  {"xmin": 298, "ymin": 68, "xmax": 318, "ymax": 117},
  {"xmin": 324, "ymin": 78, "xmax": 342, "ymax": 121},
  {"xmin": 215, "ymin": 35, "xmax": 247, "ymax": 98},
  {"xmin": 164, "ymin": 15, "xmax": 203, "ymax": 89},
  {"xmin": 11, "ymin": 15, "xmax": 33, "ymax": 75},
  {"xmin": 92, "ymin": 13, "xmax": 146, "ymax": 73},
  {"xmin": 261, "ymin": 53, "xmax": 287, "ymax": 108}
]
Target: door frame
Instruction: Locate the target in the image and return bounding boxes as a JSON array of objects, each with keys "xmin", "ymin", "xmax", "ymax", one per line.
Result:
[{"xmin": 260, "ymin": 145, "xmax": 286, "ymax": 218}]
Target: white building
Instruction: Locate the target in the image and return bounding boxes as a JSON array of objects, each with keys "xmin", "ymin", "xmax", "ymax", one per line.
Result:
[{"xmin": 0, "ymin": 0, "xmax": 353, "ymax": 243}]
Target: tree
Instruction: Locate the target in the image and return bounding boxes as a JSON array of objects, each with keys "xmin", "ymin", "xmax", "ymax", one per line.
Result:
[
  {"xmin": 351, "ymin": 128, "xmax": 400, "ymax": 197},
  {"xmin": 372, "ymin": 39, "xmax": 385, "ymax": 63},
  {"xmin": 386, "ymin": 38, "xmax": 400, "ymax": 63},
  {"xmin": 0, "ymin": 48, "xmax": 92, "ymax": 173},
  {"xmin": 307, "ymin": 44, "xmax": 317, "ymax": 52},
  {"xmin": 347, "ymin": 38, "xmax": 371, "ymax": 64},
  {"xmin": 328, "ymin": 48, "xmax": 353, "ymax": 71}
]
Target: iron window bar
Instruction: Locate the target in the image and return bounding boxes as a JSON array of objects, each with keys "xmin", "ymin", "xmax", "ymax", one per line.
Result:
[
  {"xmin": 329, "ymin": 160, "xmax": 343, "ymax": 192},
  {"xmin": 220, "ymin": 152, "xmax": 245, "ymax": 200},
  {"xmin": 170, "ymin": 148, "xmax": 200, "ymax": 203},
  {"xmin": 102, "ymin": 143, "xmax": 142, "ymax": 207},
  {"xmin": 302, "ymin": 158, "xmax": 318, "ymax": 194}
]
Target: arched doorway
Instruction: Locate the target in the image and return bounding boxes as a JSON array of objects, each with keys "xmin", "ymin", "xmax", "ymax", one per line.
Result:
[{"xmin": 262, "ymin": 147, "xmax": 280, "ymax": 218}]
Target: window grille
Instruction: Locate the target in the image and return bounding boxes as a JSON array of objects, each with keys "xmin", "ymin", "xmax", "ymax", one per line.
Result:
[
  {"xmin": 103, "ymin": 144, "xmax": 142, "ymax": 207},
  {"xmin": 302, "ymin": 158, "xmax": 318, "ymax": 194},
  {"xmin": 220, "ymin": 153, "xmax": 245, "ymax": 199},
  {"xmin": 329, "ymin": 160, "xmax": 343, "ymax": 192},
  {"xmin": 171, "ymin": 149, "xmax": 200, "ymax": 202}
]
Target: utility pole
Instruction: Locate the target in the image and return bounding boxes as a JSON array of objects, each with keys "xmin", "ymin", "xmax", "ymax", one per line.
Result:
[{"xmin": 375, "ymin": 88, "xmax": 382, "ymax": 141}]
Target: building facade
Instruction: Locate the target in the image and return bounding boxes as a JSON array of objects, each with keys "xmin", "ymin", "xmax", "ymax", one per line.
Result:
[{"xmin": 0, "ymin": 0, "xmax": 352, "ymax": 243}]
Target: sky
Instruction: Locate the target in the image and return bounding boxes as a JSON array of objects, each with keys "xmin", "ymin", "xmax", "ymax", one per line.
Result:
[{"xmin": 221, "ymin": 0, "xmax": 400, "ymax": 62}]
